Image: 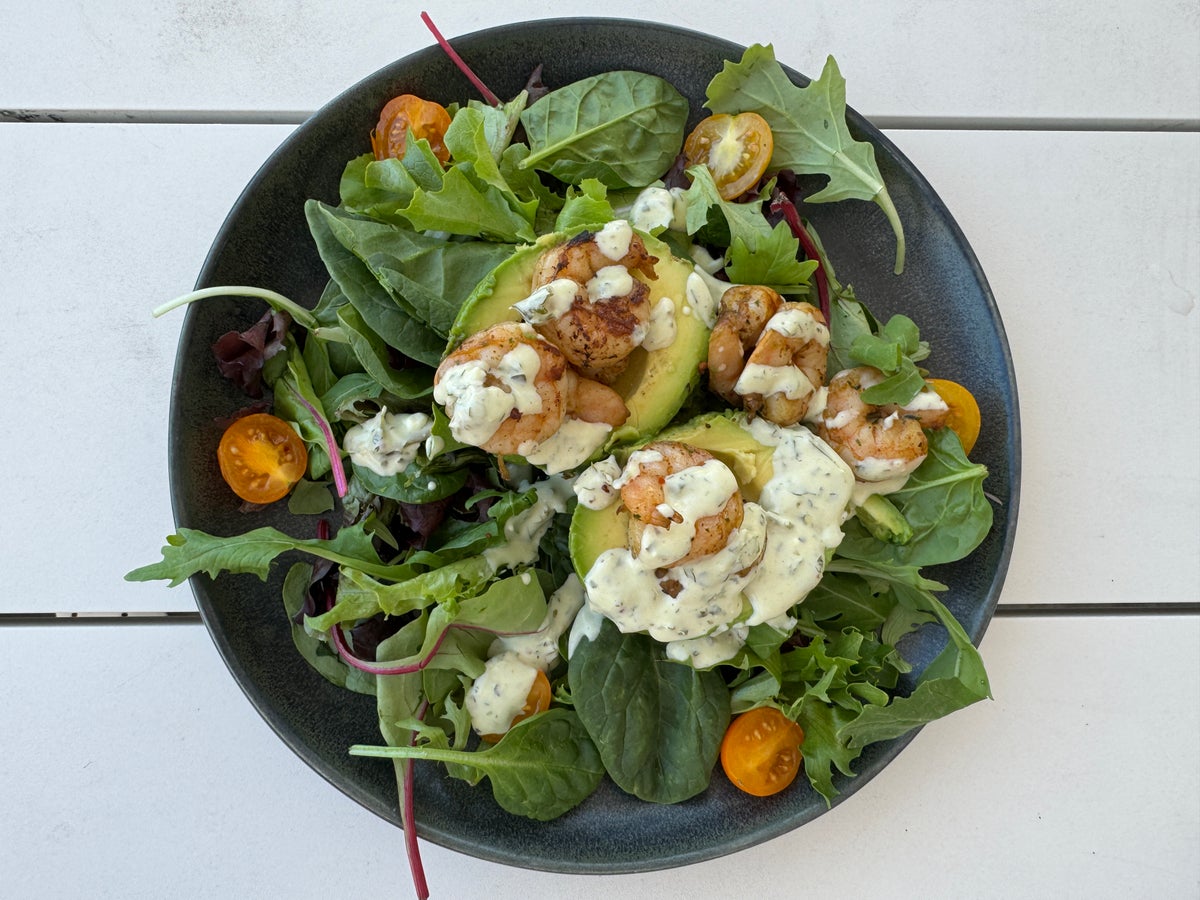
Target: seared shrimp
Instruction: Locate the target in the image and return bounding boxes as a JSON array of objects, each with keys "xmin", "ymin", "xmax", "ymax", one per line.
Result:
[
  {"xmin": 522, "ymin": 220, "xmax": 660, "ymax": 383},
  {"xmin": 567, "ymin": 370, "xmax": 629, "ymax": 429},
  {"xmin": 433, "ymin": 322, "xmax": 570, "ymax": 456},
  {"xmin": 707, "ymin": 286, "xmax": 829, "ymax": 426},
  {"xmin": 817, "ymin": 366, "xmax": 949, "ymax": 482},
  {"xmin": 707, "ymin": 284, "xmax": 783, "ymax": 404},
  {"xmin": 619, "ymin": 441, "xmax": 744, "ymax": 568}
]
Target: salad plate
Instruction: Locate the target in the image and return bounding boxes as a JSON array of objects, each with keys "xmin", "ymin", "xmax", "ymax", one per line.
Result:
[{"xmin": 167, "ymin": 17, "xmax": 1020, "ymax": 873}]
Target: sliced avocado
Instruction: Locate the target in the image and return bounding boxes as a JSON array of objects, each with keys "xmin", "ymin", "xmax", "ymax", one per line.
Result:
[
  {"xmin": 446, "ymin": 228, "xmax": 711, "ymax": 457},
  {"xmin": 854, "ymin": 492, "xmax": 914, "ymax": 544},
  {"xmin": 569, "ymin": 411, "xmax": 774, "ymax": 579}
]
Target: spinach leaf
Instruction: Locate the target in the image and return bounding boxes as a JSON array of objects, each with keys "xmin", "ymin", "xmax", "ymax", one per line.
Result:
[
  {"xmin": 520, "ymin": 70, "xmax": 688, "ymax": 188},
  {"xmin": 351, "ymin": 709, "xmax": 604, "ymax": 821},
  {"xmin": 305, "ymin": 201, "xmax": 446, "ymax": 366},
  {"xmin": 705, "ymin": 45, "xmax": 906, "ymax": 274},
  {"xmin": 336, "ymin": 305, "xmax": 435, "ymax": 397},
  {"xmin": 568, "ymin": 618, "xmax": 730, "ymax": 803},
  {"xmin": 350, "ymin": 461, "xmax": 467, "ymax": 506},
  {"xmin": 836, "ymin": 428, "xmax": 992, "ymax": 567},
  {"xmin": 308, "ymin": 199, "xmax": 516, "ymax": 346}
]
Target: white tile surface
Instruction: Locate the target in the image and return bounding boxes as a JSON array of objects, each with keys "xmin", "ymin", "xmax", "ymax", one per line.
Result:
[
  {"xmin": 3, "ymin": 615, "xmax": 1196, "ymax": 899},
  {"xmin": 2, "ymin": 1, "xmax": 1198, "ymax": 122}
]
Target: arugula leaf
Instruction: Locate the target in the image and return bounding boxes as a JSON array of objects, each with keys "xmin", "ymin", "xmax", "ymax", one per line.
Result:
[
  {"xmin": 124, "ymin": 520, "xmax": 405, "ymax": 587},
  {"xmin": 568, "ymin": 618, "xmax": 730, "ymax": 803},
  {"xmin": 849, "ymin": 314, "xmax": 930, "ymax": 405},
  {"xmin": 351, "ymin": 709, "xmax": 604, "ymax": 821},
  {"xmin": 705, "ymin": 45, "xmax": 906, "ymax": 274},
  {"xmin": 520, "ymin": 70, "xmax": 689, "ymax": 188}
]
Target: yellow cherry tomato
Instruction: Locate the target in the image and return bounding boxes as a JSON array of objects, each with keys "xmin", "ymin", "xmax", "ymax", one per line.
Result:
[
  {"xmin": 927, "ymin": 378, "xmax": 982, "ymax": 456},
  {"xmin": 683, "ymin": 112, "xmax": 774, "ymax": 200},
  {"xmin": 216, "ymin": 413, "xmax": 308, "ymax": 504},
  {"xmin": 370, "ymin": 94, "xmax": 452, "ymax": 165},
  {"xmin": 720, "ymin": 706, "xmax": 805, "ymax": 797},
  {"xmin": 480, "ymin": 669, "xmax": 553, "ymax": 743}
]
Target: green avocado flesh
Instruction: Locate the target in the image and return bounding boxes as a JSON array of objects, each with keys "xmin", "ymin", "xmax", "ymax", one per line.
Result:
[
  {"xmin": 568, "ymin": 412, "xmax": 775, "ymax": 580},
  {"xmin": 446, "ymin": 229, "xmax": 711, "ymax": 456}
]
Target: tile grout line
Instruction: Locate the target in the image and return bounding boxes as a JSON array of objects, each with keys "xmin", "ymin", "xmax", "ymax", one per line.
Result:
[
  {"xmin": 1, "ymin": 109, "xmax": 1198, "ymax": 132},
  {"xmin": 2, "ymin": 603, "xmax": 1198, "ymax": 625}
]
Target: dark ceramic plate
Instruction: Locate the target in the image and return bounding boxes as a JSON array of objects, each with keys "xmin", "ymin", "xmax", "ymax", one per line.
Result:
[{"xmin": 171, "ymin": 18, "xmax": 1020, "ymax": 873}]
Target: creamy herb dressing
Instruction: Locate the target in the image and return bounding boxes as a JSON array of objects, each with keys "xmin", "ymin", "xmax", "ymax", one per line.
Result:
[
  {"xmin": 628, "ymin": 186, "xmax": 676, "ymax": 232},
  {"xmin": 583, "ymin": 454, "xmax": 767, "ymax": 648},
  {"xmin": 641, "ymin": 297, "xmax": 677, "ymax": 351},
  {"xmin": 685, "ymin": 271, "xmax": 718, "ymax": 327},
  {"xmin": 586, "ymin": 265, "xmax": 635, "ymax": 303},
  {"xmin": 634, "ymin": 459, "xmax": 740, "ymax": 568},
  {"xmin": 573, "ymin": 456, "xmax": 622, "ymax": 510},
  {"xmin": 465, "ymin": 651, "xmax": 538, "ymax": 736},
  {"xmin": 901, "ymin": 387, "xmax": 950, "ymax": 415},
  {"xmin": 342, "ymin": 408, "xmax": 433, "ymax": 477},
  {"xmin": 584, "ymin": 502, "xmax": 765, "ymax": 645},
  {"xmin": 739, "ymin": 417, "xmax": 855, "ymax": 625},
  {"xmin": 483, "ymin": 475, "xmax": 574, "ymax": 572},
  {"xmin": 594, "ymin": 219, "xmax": 633, "ymax": 260},
  {"xmin": 512, "ymin": 278, "xmax": 578, "ymax": 324},
  {"xmin": 522, "ymin": 418, "xmax": 612, "ymax": 475},
  {"xmin": 493, "ymin": 574, "xmax": 586, "ymax": 671},
  {"xmin": 434, "ymin": 337, "xmax": 544, "ymax": 446},
  {"xmin": 580, "ymin": 417, "xmax": 855, "ymax": 666},
  {"xmin": 734, "ymin": 362, "xmax": 814, "ymax": 400}
]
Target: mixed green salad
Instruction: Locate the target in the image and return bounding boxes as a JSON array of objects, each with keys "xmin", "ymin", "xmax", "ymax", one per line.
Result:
[{"xmin": 129, "ymin": 29, "xmax": 993, "ymax": 899}]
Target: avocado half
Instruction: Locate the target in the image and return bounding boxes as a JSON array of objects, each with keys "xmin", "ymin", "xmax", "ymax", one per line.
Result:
[
  {"xmin": 568, "ymin": 411, "xmax": 776, "ymax": 580},
  {"xmin": 446, "ymin": 228, "xmax": 711, "ymax": 456}
]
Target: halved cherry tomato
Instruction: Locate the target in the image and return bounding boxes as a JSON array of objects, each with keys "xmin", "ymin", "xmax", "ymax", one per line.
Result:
[
  {"xmin": 720, "ymin": 706, "xmax": 805, "ymax": 797},
  {"xmin": 926, "ymin": 378, "xmax": 982, "ymax": 456},
  {"xmin": 683, "ymin": 112, "xmax": 774, "ymax": 200},
  {"xmin": 370, "ymin": 94, "xmax": 452, "ymax": 165},
  {"xmin": 480, "ymin": 669, "xmax": 552, "ymax": 743},
  {"xmin": 216, "ymin": 413, "xmax": 308, "ymax": 504}
]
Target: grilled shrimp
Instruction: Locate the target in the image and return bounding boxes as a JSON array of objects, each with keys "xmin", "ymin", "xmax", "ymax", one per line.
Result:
[
  {"xmin": 521, "ymin": 220, "xmax": 660, "ymax": 383},
  {"xmin": 817, "ymin": 366, "xmax": 949, "ymax": 482},
  {"xmin": 619, "ymin": 441, "xmax": 744, "ymax": 568},
  {"xmin": 433, "ymin": 322, "xmax": 627, "ymax": 458},
  {"xmin": 707, "ymin": 286, "xmax": 828, "ymax": 426}
]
